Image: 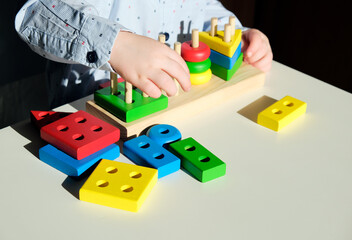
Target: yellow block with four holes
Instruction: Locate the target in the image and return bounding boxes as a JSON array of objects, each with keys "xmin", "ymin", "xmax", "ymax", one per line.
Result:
[
  {"xmin": 199, "ymin": 29, "xmax": 242, "ymax": 57},
  {"xmin": 79, "ymin": 159, "xmax": 158, "ymax": 212},
  {"xmin": 257, "ymin": 96, "xmax": 307, "ymax": 131}
]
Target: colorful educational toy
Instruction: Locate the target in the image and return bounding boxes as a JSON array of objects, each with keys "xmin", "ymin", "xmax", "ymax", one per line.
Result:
[
  {"xmin": 40, "ymin": 110, "xmax": 120, "ymax": 160},
  {"xmin": 94, "ymin": 83, "xmax": 168, "ymax": 123},
  {"xmin": 146, "ymin": 124, "xmax": 182, "ymax": 148},
  {"xmin": 209, "ymin": 42, "xmax": 242, "ymax": 69},
  {"xmin": 79, "ymin": 159, "xmax": 158, "ymax": 212},
  {"xmin": 169, "ymin": 137, "xmax": 226, "ymax": 183},
  {"xmin": 123, "ymin": 135, "xmax": 180, "ymax": 178},
  {"xmin": 182, "ymin": 29, "xmax": 212, "ymax": 85},
  {"xmin": 211, "ymin": 53, "xmax": 243, "ymax": 81},
  {"xmin": 30, "ymin": 110, "xmax": 71, "ymax": 129},
  {"xmin": 257, "ymin": 96, "xmax": 307, "ymax": 131},
  {"xmin": 39, "ymin": 144, "xmax": 120, "ymax": 176}
]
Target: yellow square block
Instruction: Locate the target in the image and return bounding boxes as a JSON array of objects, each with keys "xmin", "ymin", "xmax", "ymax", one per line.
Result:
[
  {"xmin": 257, "ymin": 96, "xmax": 307, "ymax": 131},
  {"xmin": 79, "ymin": 159, "xmax": 158, "ymax": 212},
  {"xmin": 199, "ymin": 29, "xmax": 242, "ymax": 57}
]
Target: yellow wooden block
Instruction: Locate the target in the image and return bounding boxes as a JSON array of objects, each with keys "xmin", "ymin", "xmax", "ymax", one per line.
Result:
[
  {"xmin": 79, "ymin": 159, "xmax": 158, "ymax": 212},
  {"xmin": 257, "ymin": 96, "xmax": 307, "ymax": 131},
  {"xmin": 190, "ymin": 68, "xmax": 212, "ymax": 85},
  {"xmin": 199, "ymin": 29, "xmax": 242, "ymax": 57}
]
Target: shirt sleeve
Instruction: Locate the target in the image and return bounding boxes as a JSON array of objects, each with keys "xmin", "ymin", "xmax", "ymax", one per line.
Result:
[
  {"xmin": 203, "ymin": 0, "xmax": 249, "ymax": 32},
  {"xmin": 14, "ymin": 0, "xmax": 127, "ymax": 71}
]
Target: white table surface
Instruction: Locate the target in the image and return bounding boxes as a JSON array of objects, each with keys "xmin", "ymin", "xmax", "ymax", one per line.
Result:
[{"xmin": 1, "ymin": 61, "xmax": 352, "ymax": 240}]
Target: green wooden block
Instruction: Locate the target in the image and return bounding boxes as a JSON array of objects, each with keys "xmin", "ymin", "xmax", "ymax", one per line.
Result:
[
  {"xmin": 169, "ymin": 137, "xmax": 226, "ymax": 182},
  {"xmin": 211, "ymin": 53, "xmax": 243, "ymax": 81},
  {"xmin": 94, "ymin": 83, "xmax": 168, "ymax": 123},
  {"xmin": 186, "ymin": 58, "xmax": 211, "ymax": 73}
]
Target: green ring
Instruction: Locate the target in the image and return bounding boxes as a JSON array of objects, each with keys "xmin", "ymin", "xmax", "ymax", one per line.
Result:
[{"xmin": 186, "ymin": 58, "xmax": 211, "ymax": 73}]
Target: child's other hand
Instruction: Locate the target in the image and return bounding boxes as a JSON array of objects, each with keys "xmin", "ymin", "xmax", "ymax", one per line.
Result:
[
  {"xmin": 109, "ymin": 31, "xmax": 191, "ymax": 98},
  {"xmin": 241, "ymin": 29, "xmax": 273, "ymax": 72}
]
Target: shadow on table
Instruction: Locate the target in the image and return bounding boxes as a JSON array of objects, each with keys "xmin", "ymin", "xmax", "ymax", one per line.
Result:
[
  {"xmin": 237, "ymin": 95, "xmax": 277, "ymax": 122},
  {"xmin": 11, "ymin": 119, "xmax": 47, "ymax": 159},
  {"xmin": 61, "ymin": 170, "xmax": 94, "ymax": 200}
]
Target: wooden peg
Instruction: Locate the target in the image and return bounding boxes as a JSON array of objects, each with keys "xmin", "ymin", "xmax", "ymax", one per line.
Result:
[
  {"xmin": 192, "ymin": 29, "xmax": 199, "ymax": 48},
  {"xmin": 224, "ymin": 24, "xmax": 231, "ymax": 43},
  {"xmin": 229, "ymin": 16, "xmax": 236, "ymax": 36},
  {"xmin": 110, "ymin": 72, "xmax": 118, "ymax": 95},
  {"xmin": 210, "ymin": 17, "xmax": 218, "ymax": 37},
  {"xmin": 125, "ymin": 81, "xmax": 133, "ymax": 104},
  {"xmin": 158, "ymin": 34, "xmax": 166, "ymax": 44},
  {"xmin": 173, "ymin": 42, "xmax": 181, "ymax": 96}
]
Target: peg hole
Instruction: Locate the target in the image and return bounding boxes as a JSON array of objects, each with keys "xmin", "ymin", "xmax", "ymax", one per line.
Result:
[
  {"xmin": 185, "ymin": 145, "xmax": 196, "ymax": 151},
  {"xmin": 272, "ymin": 109, "xmax": 282, "ymax": 114},
  {"xmin": 121, "ymin": 185, "xmax": 133, "ymax": 192},
  {"xmin": 72, "ymin": 134, "xmax": 84, "ymax": 141},
  {"xmin": 199, "ymin": 156, "xmax": 210, "ymax": 162},
  {"xmin": 38, "ymin": 112, "xmax": 50, "ymax": 117},
  {"xmin": 106, "ymin": 167, "xmax": 118, "ymax": 174},
  {"xmin": 75, "ymin": 117, "xmax": 87, "ymax": 123},
  {"xmin": 91, "ymin": 125, "xmax": 103, "ymax": 132},
  {"xmin": 96, "ymin": 180, "xmax": 109, "ymax": 187},
  {"xmin": 283, "ymin": 101, "xmax": 294, "ymax": 107},
  {"xmin": 139, "ymin": 142, "xmax": 150, "ymax": 149},
  {"xmin": 153, "ymin": 153, "xmax": 165, "ymax": 159},
  {"xmin": 159, "ymin": 128, "xmax": 170, "ymax": 134},
  {"xmin": 57, "ymin": 125, "xmax": 69, "ymax": 132},
  {"xmin": 130, "ymin": 172, "xmax": 142, "ymax": 178}
]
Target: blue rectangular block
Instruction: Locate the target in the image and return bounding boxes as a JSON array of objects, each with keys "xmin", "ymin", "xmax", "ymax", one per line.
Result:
[
  {"xmin": 39, "ymin": 144, "xmax": 120, "ymax": 176},
  {"xmin": 209, "ymin": 42, "xmax": 241, "ymax": 69},
  {"xmin": 123, "ymin": 135, "xmax": 180, "ymax": 178}
]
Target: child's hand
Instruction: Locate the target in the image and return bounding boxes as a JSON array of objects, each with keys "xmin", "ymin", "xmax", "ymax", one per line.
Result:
[
  {"xmin": 109, "ymin": 31, "xmax": 191, "ymax": 98},
  {"xmin": 241, "ymin": 29, "xmax": 273, "ymax": 72}
]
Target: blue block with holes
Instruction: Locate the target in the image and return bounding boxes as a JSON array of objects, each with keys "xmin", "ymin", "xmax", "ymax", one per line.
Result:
[
  {"xmin": 209, "ymin": 42, "xmax": 242, "ymax": 69},
  {"xmin": 146, "ymin": 124, "xmax": 182, "ymax": 149},
  {"xmin": 39, "ymin": 144, "xmax": 120, "ymax": 176},
  {"xmin": 123, "ymin": 135, "xmax": 180, "ymax": 178}
]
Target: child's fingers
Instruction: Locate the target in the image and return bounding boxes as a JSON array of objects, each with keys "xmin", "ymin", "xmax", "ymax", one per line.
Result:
[
  {"xmin": 131, "ymin": 77, "xmax": 162, "ymax": 98},
  {"xmin": 149, "ymin": 69, "xmax": 178, "ymax": 96},
  {"xmin": 245, "ymin": 44, "xmax": 268, "ymax": 64},
  {"xmin": 244, "ymin": 33, "xmax": 262, "ymax": 59},
  {"xmin": 162, "ymin": 57, "xmax": 191, "ymax": 92},
  {"xmin": 168, "ymin": 49, "xmax": 190, "ymax": 75}
]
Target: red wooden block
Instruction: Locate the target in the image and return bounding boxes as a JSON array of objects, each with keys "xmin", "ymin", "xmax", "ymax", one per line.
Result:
[
  {"xmin": 98, "ymin": 78, "xmax": 125, "ymax": 89},
  {"xmin": 40, "ymin": 110, "xmax": 120, "ymax": 160},
  {"xmin": 181, "ymin": 41, "xmax": 210, "ymax": 62},
  {"xmin": 30, "ymin": 110, "xmax": 71, "ymax": 129}
]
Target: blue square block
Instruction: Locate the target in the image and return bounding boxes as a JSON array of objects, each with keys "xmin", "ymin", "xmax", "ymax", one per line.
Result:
[
  {"xmin": 39, "ymin": 144, "xmax": 120, "ymax": 176},
  {"xmin": 123, "ymin": 135, "xmax": 180, "ymax": 178},
  {"xmin": 209, "ymin": 42, "xmax": 242, "ymax": 69}
]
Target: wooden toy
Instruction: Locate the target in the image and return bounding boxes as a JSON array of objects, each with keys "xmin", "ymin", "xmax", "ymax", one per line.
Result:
[
  {"xmin": 199, "ymin": 18, "xmax": 241, "ymax": 57},
  {"xmin": 94, "ymin": 85, "xmax": 168, "ymax": 123},
  {"xmin": 93, "ymin": 35, "xmax": 170, "ymax": 123},
  {"xmin": 211, "ymin": 53, "xmax": 243, "ymax": 81},
  {"xmin": 39, "ymin": 144, "xmax": 120, "ymax": 177},
  {"xmin": 99, "ymin": 77, "xmax": 124, "ymax": 89},
  {"xmin": 189, "ymin": 68, "xmax": 212, "ymax": 85},
  {"xmin": 186, "ymin": 58, "xmax": 211, "ymax": 74},
  {"xmin": 257, "ymin": 96, "xmax": 307, "ymax": 131},
  {"xmin": 30, "ymin": 110, "xmax": 71, "ymax": 129},
  {"xmin": 182, "ymin": 29, "xmax": 212, "ymax": 85},
  {"xmin": 40, "ymin": 110, "xmax": 120, "ymax": 160},
  {"xmin": 169, "ymin": 137, "xmax": 226, "ymax": 183},
  {"xmin": 123, "ymin": 135, "xmax": 180, "ymax": 178},
  {"xmin": 86, "ymin": 63, "xmax": 265, "ymax": 140},
  {"xmin": 209, "ymin": 42, "xmax": 242, "ymax": 69},
  {"xmin": 146, "ymin": 124, "xmax": 182, "ymax": 148},
  {"xmin": 79, "ymin": 159, "xmax": 158, "ymax": 212}
]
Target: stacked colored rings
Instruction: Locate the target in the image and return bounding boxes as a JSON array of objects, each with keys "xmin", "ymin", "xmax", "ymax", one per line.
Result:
[{"xmin": 181, "ymin": 41, "xmax": 212, "ymax": 85}]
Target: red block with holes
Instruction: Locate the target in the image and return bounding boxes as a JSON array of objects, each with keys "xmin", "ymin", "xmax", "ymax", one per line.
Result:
[
  {"xmin": 40, "ymin": 110, "xmax": 120, "ymax": 160},
  {"xmin": 30, "ymin": 110, "xmax": 72, "ymax": 129}
]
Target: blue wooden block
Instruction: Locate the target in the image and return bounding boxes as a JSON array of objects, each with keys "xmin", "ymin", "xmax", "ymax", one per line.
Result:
[
  {"xmin": 146, "ymin": 124, "xmax": 182, "ymax": 148},
  {"xmin": 123, "ymin": 135, "xmax": 180, "ymax": 178},
  {"xmin": 39, "ymin": 144, "xmax": 120, "ymax": 176},
  {"xmin": 209, "ymin": 42, "xmax": 242, "ymax": 69}
]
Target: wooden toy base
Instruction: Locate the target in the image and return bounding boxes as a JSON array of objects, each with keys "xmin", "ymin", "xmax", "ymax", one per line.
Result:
[{"xmin": 86, "ymin": 63, "xmax": 265, "ymax": 140}]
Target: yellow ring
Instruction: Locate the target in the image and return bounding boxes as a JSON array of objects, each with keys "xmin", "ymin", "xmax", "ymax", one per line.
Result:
[{"xmin": 190, "ymin": 68, "xmax": 212, "ymax": 85}]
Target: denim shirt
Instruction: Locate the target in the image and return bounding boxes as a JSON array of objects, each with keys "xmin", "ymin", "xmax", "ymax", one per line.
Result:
[{"xmin": 15, "ymin": 0, "xmax": 245, "ymax": 107}]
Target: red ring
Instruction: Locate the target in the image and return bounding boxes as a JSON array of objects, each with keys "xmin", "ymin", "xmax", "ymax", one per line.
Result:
[{"xmin": 181, "ymin": 41, "xmax": 211, "ymax": 62}]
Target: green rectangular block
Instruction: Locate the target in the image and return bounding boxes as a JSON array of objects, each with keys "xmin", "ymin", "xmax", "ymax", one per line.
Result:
[
  {"xmin": 94, "ymin": 83, "xmax": 168, "ymax": 123},
  {"xmin": 169, "ymin": 137, "xmax": 226, "ymax": 182},
  {"xmin": 211, "ymin": 53, "xmax": 243, "ymax": 81}
]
